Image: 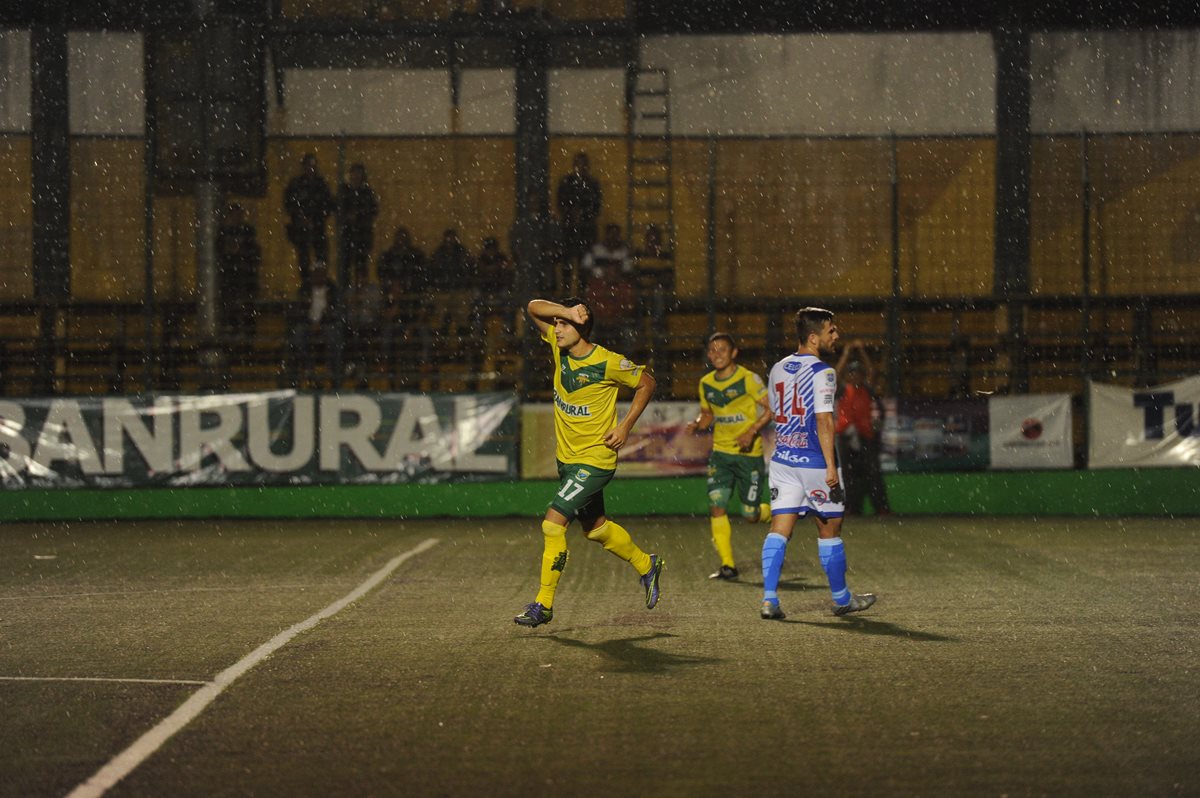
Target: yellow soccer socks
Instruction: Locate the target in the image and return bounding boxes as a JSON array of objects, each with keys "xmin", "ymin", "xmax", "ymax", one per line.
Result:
[
  {"xmin": 710, "ymin": 513, "xmax": 735, "ymax": 568},
  {"xmin": 534, "ymin": 519, "xmax": 568, "ymax": 608},
  {"xmin": 586, "ymin": 520, "xmax": 653, "ymax": 575}
]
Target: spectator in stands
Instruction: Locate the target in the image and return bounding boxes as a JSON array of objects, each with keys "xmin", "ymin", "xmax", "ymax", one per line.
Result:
[
  {"xmin": 835, "ymin": 341, "xmax": 892, "ymax": 517},
  {"xmin": 377, "ymin": 226, "xmax": 427, "ymax": 296},
  {"xmin": 284, "ymin": 153, "xmax": 335, "ymax": 295},
  {"xmin": 557, "ymin": 151, "xmax": 602, "ymax": 288},
  {"xmin": 509, "ymin": 190, "xmax": 563, "ymax": 293},
  {"xmin": 286, "ymin": 261, "xmax": 344, "ymax": 390},
  {"xmin": 336, "ymin": 163, "xmax": 379, "ymax": 289},
  {"xmin": 476, "ymin": 236, "xmax": 516, "ymax": 327},
  {"xmin": 583, "ymin": 223, "xmax": 638, "ymax": 352},
  {"xmin": 216, "ymin": 203, "xmax": 261, "ymax": 342},
  {"xmin": 343, "ymin": 259, "xmax": 383, "ymax": 390},
  {"xmin": 429, "ymin": 228, "xmax": 477, "ymax": 362},
  {"xmin": 634, "ymin": 222, "xmax": 674, "ymax": 292},
  {"xmin": 429, "ymin": 227, "xmax": 474, "ymax": 291}
]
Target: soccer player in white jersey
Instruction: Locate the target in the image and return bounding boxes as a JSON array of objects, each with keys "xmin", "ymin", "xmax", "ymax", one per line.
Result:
[{"xmin": 760, "ymin": 307, "xmax": 876, "ymax": 619}]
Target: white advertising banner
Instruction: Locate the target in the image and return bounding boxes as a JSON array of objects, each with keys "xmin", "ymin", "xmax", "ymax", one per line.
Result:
[
  {"xmin": 1089, "ymin": 377, "xmax": 1200, "ymax": 468},
  {"xmin": 988, "ymin": 394, "xmax": 1074, "ymax": 470}
]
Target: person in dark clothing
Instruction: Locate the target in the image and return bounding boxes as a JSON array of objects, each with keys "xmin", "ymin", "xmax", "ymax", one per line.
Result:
[
  {"xmin": 556, "ymin": 152, "xmax": 602, "ymax": 288},
  {"xmin": 283, "ymin": 153, "xmax": 335, "ymax": 294},
  {"xmin": 336, "ymin": 163, "xmax": 379, "ymax": 288},
  {"xmin": 377, "ymin": 226, "xmax": 427, "ymax": 296},
  {"xmin": 216, "ymin": 203, "xmax": 261, "ymax": 342},
  {"xmin": 286, "ymin": 261, "xmax": 345, "ymax": 390},
  {"xmin": 835, "ymin": 341, "xmax": 892, "ymax": 516}
]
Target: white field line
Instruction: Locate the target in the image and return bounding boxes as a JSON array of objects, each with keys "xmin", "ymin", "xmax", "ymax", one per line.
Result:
[
  {"xmin": 0, "ymin": 676, "xmax": 210, "ymax": 686},
  {"xmin": 0, "ymin": 584, "xmax": 317, "ymax": 601},
  {"xmin": 65, "ymin": 537, "xmax": 440, "ymax": 798}
]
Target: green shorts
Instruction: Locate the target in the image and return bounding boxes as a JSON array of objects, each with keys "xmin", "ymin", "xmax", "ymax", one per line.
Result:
[
  {"xmin": 549, "ymin": 461, "xmax": 615, "ymax": 521},
  {"xmin": 706, "ymin": 450, "xmax": 768, "ymax": 514}
]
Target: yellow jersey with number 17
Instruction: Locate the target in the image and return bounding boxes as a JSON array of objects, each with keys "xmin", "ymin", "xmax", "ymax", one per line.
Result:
[
  {"xmin": 544, "ymin": 326, "xmax": 646, "ymax": 470},
  {"xmin": 698, "ymin": 364, "xmax": 768, "ymax": 457}
]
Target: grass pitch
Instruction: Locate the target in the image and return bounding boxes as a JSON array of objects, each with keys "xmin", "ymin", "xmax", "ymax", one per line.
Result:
[{"xmin": 1, "ymin": 515, "xmax": 1197, "ymax": 797}]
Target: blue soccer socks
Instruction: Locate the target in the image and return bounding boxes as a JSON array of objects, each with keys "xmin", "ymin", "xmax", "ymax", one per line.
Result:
[
  {"xmin": 761, "ymin": 532, "xmax": 789, "ymax": 602},
  {"xmin": 818, "ymin": 536, "xmax": 850, "ymax": 605}
]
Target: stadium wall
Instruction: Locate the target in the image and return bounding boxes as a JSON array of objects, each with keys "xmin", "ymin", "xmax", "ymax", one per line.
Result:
[{"xmin": 0, "ymin": 469, "xmax": 1195, "ymax": 521}]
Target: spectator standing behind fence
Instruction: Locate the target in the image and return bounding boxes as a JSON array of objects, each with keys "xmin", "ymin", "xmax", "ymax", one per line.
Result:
[
  {"xmin": 583, "ymin": 223, "xmax": 637, "ymax": 352},
  {"xmin": 510, "ymin": 190, "xmax": 563, "ymax": 293},
  {"xmin": 835, "ymin": 340, "xmax": 892, "ymax": 517},
  {"xmin": 343, "ymin": 260, "xmax": 383, "ymax": 390},
  {"xmin": 557, "ymin": 152, "xmax": 602, "ymax": 289},
  {"xmin": 286, "ymin": 261, "xmax": 345, "ymax": 390},
  {"xmin": 284, "ymin": 153, "xmax": 335, "ymax": 294},
  {"xmin": 476, "ymin": 236, "xmax": 516, "ymax": 330},
  {"xmin": 336, "ymin": 163, "xmax": 379, "ymax": 288},
  {"xmin": 216, "ymin": 203, "xmax": 260, "ymax": 343},
  {"xmin": 634, "ymin": 222, "xmax": 674, "ymax": 292},
  {"xmin": 377, "ymin": 226, "xmax": 428, "ymax": 296}
]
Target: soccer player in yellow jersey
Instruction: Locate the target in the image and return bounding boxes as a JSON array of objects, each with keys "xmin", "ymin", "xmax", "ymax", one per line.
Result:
[
  {"xmin": 686, "ymin": 333, "xmax": 773, "ymax": 580},
  {"xmin": 514, "ymin": 297, "xmax": 664, "ymax": 627}
]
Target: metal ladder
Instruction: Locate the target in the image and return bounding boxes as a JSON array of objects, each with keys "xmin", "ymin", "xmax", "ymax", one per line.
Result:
[{"xmin": 626, "ymin": 67, "xmax": 675, "ymax": 264}]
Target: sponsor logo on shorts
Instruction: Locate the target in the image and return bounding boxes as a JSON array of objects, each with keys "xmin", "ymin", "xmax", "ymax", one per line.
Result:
[
  {"xmin": 809, "ymin": 489, "xmax": 829, "ymax": 505},
  {"xmin": 770, "ymin": 487, "xmax": 779, "ymax": 500}
]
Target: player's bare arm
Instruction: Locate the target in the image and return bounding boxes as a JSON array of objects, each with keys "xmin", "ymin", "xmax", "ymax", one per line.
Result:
[
  {"xmin": 735, "ymin": 395, "xmax": 772, "ymax": 451},
  {"xmin": 686, "ymin": 407, "xmax": 715, "ymax": 435},
  {"xmin": 817, "ymin": 411, "xmax": 839, "ymax": 487},
  {"xmin": 527, "ymin": 299, "xmax": 588, "ymax": 334},
  {"xmin": 604, "ymin": 371, "xmax": 656, "ymax": 451}
]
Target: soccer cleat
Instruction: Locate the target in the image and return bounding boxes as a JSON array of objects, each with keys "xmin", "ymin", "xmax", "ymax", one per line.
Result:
[
  {"xmin": 514, "ymin": 602, "xmax": 553, "ymax": 627},
  {"xmin": 760, "ymin": 600, "xmax": 785, "ymax": 620},
  {"xmin": 709, "ymin": 565, "xmax": 739, "ymax": 581},
  {"xmin": 640, "ymin": 554, "xmax": 664, "ymax": 609},
  {"xmin": 832, "ymin": 593, "xmax": 877, "ymax": 616}
]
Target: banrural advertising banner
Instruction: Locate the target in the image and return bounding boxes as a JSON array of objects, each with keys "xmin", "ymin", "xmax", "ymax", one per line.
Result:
[
  {"xmin": 0, "ymin": 392, "xmax": 517, "ymax": 488},
  {"xmin": 1089, "ymin": 376, "xmax": 1200, "ymax": 468},
  {"xmin": 521, "ymin": 401, "xmax": 716, "ymax": 479},
  {"xmin": 988, "ymin": 394, "xmax": 1074, "ymax": 470},
  {"xmin": 880, "ymin": 397, "xmax": 990, "ymax": 472}
]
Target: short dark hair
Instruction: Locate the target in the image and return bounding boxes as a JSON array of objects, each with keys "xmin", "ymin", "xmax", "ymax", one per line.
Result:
[
  {"xmin": 561, "ymin": 296, "xmax": 595, "ymax": 339},
  {"xmin": 795, "ymin": 307, "xmax": 834, "ymax": 343},
  {"xmin": 707, "ymin": 332, "xmax": 736, "ymax": 349}
]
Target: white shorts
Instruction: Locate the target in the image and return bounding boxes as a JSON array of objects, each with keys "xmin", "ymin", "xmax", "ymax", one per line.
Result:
[{"xmin": 768, "ymin": 461, "xmax": 845, "ymax": 519}]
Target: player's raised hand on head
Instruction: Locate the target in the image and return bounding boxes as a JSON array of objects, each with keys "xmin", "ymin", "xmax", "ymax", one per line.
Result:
[{"xmin": 566, "ymin": 303, "xmax": 589, "ymax": 327}]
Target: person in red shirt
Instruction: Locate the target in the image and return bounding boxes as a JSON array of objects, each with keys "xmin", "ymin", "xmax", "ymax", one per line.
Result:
[{"xmin": 835, "ymin": 341, "xmax": 892, "ymax": 516}]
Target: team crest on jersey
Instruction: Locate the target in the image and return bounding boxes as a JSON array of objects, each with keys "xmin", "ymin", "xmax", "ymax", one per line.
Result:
[
  {"xmin": 618, "ymin": 359, "xmax": 636, "ymax": 370},
  {"xmin": 576, "ymin": 374, "xmax": 591, "ymax": 385},
  {"xmin": 575, "ymin": 469, "xmax": 590, "ymax": 482},
  {"xmin": 824, "ymin": 371, "xmax": 836, "ymax": 386},
  {"xmin": 724, "ymin": 387, "xmax": 739, "ymax": 399}
]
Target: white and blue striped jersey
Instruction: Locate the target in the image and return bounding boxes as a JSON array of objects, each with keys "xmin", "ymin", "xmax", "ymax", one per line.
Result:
[{"xmin": 767, "ymin": 353, "xmax": 838, "ymax": 469}]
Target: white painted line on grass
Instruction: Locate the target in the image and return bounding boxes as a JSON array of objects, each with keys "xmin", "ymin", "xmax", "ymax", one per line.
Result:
[
  {"xmin": 0, "ymin": 676, "xmax": 210, "ymax": 686},
  {"xmin": 65, "ymin": 537, "xmax": 440, "ymax": 798}
]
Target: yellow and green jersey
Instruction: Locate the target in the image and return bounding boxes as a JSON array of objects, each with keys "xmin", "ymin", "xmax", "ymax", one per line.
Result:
[
  {"xmin": 698, "ymin": 365, "xmax": 768, "ymax": 457},
  {"xmin": 544, "ymin": 326, "xmax": 647, "ymax": 470}
]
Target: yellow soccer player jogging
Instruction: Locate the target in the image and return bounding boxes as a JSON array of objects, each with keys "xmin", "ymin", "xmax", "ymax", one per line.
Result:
[
  {"xmin": 514, "ymin": 297, "xmax": 663, "ymax": 628},
  {"xmin": 686, "ymin": 332, "xmax": 773, "ymax": 581}
]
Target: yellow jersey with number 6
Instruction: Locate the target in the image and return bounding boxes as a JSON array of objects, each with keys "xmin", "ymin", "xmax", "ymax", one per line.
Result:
[{"xmin": 698, "ymin": 365, "xmax": 768, "ymax": 457}]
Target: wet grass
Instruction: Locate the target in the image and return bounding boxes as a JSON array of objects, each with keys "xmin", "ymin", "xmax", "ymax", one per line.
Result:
[{"xmin": 1, "ymin": 516, "xmax": 1196, "ymax": 797}]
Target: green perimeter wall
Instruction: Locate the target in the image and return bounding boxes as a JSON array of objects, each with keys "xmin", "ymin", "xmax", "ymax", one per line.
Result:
[{"xmin": 0, "ymin": 470, "xmax": 1196, "ymax": 521}]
